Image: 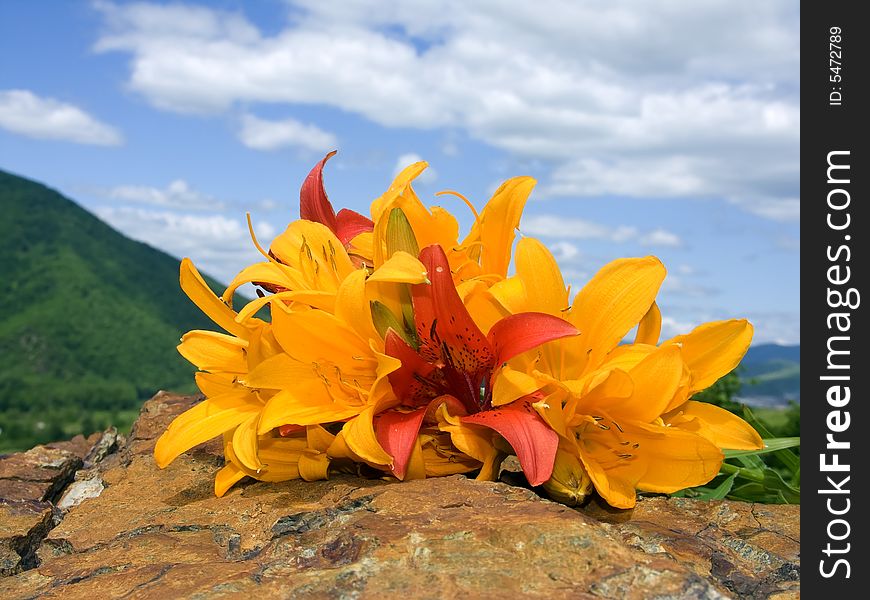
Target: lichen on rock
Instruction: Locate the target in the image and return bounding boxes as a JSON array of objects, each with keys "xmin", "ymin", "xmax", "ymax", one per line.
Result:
[{"xmin": 0, "ymin": 392, "xmax": 800, "ymax": 599}]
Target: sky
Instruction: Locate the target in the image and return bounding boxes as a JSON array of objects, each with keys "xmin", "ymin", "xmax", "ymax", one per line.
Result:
[{"xmin": 0, "ymin": 0, "xmax": 800, "ymax": 345}]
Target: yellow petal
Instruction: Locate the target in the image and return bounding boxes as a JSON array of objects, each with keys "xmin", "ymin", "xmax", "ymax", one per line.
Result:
[
  {"xmin": 370, "ymin": 161, "xmax": 429, "ymax": 222},
  {"xmin": 566, "ymin": 368, "xmax": 633, "ymax": 423},
  {"xmin": 347, "ymin": 231, "xmax": 374, "ymax": 264},
  {"xmin": 336, "ymin": 269, "xmax": 381, "ymax": 341},
  {"xmin": 367, "ymin": 251, "xmax": 428, "ymax": 284},
  {"xmin": 177, "ymin": 330, "xmax": 249, "ymax": 373},
  {"xmin": 326, "ymin": 430, "xmax": 359, "ymax": 461},
  {"xmin": 243, "ymin": 353, "xmax": 316, "ymax": 390},
  {"xmin": 629, "ymin": 421, "xmax": 724, "ymax": 493},
  {"xmin": 306, "ymin": 425, "xmax": 336, "ymax": 453},
  {"xmin": 531, "ymin": 388, "xmax": 570, "ymax": 440},
  {"xmin": 270, "ymin": 220, "xmax": 356, "ymax": 290},
  {"xmin": 665, "ymin": 319, "xmax": 754, "ymax": 393},
  {"xmin": 222, "ymin": 261, "xmax": 306, "ymax": 303},
  {"xmin": 214, "ymin": 461, "xmax": 247, "ymax": 497},
  {"xmin": 154, "ymin": 393, "xmax": 260, "ymax": 468},
  {"xmin": 341, "ymin": 406, "xmax": 393, "ymax": 465},
  {"xmin": 455, "ymin": 280, "xmax": 508, "ymax": 335},
  {"xmin": 195, "ymin": 371, "xmax": 238, "ymax": 398},
  {"xmin": 403, "ymin": 437, "xmax": 427, "ymax": 481},
  {"xmin": 244, "ymin": 324, "xmax": 282, "ymax": 371},
  {"xmin": 598, "ymin": 344, "xmax": 656, "ymax": 372},
  {"xmin": 491, "ymin": 365, "xmax": 542, "ymax": 407},
  {"xmin": 489, "ymin": 276, "xmax": 527, "ymax": 315},
  {"xmin": 622, "ymin": 345, "xmax": 684, "ymax": 422},
  {"xmin": 577, "ymin": 417, "xmax": 723, "ymax": 505},
  {"xmin": 665, "ymin": 401, "xmax": 764, "ymax": 450},
  {"xmin": 421, "ymin": 449, "xmax": 480, "ymax": 477},
  {"xmin": 576, "ymin": 441, "xmax": 639, "ymax": 509},
  {"xmin": 231, "ymin": 413, "xmax": 261, "ymax": 471},
  {"xmin": 236, "ymin": 290, "xmax": 336, "ymax": 323},
  {"xmin": 634, "ymin": 301, "xmax": 662, "ymax": 345},
  {"xmin": 515, "ymin": 237, "xmax": 569, "ymax": 315},
  {"xmin": 180, "ymin": 258, "xmax": 252, "ymax": 339},
  {"xmin": 569, "ymin": 257, "xmax": 666, "ymax": 373},
  {"xmin": 543, "ymin": 447, "xmax": 593, "ymax": 506},
  {"xmin": 298, "ymin": 452, "xmax": 330, "ymax": 481},
  {"xmin": 258, "ymin": 388, "xmax": 361, "ymax": 433},
  {"xmin": 474, "ymin": 176, "xmax": 536, "ymax": 277},
  {"xmin": 434, "ymin": 403, "xmax": 500, "ymax": 480},
  {"xmin": 270, "ymin": 303, "xmax": 374, "ymax": 367}
]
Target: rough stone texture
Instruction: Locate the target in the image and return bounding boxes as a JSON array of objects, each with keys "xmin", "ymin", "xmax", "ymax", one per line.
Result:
[
  {"xmin": 0, "ymin": 432, "xmax": 104, "ymax": 577},
  {"xmin": 0, "ymin": 392, "xmax": 800, "ymax": 599}
]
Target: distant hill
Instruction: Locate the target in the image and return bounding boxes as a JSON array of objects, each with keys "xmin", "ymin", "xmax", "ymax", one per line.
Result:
[
  {"xmin": 737, "ymin": 343, "xmax": 800, "ymax": 407},
  {"xmin": 0, "ymin": 169, "xmax": 222, "ymax": 450}
]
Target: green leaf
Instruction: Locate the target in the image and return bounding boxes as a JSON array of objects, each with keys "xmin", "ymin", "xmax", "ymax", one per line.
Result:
[
  {"xmin": 696, "ymin": 472, "xmax": 738, "ymax": 500},
  {"xmin": 742, "ymin": 407, "xmax": 801, "ymax": 473},
  {"xmin": 761, "ymin": 467, "xmax": 801, "ymax": 504},
  {"xmin": 385, "ymin": 208, "xmax": 420, "ymax": 257},
  {"xmin": 724, "ymin": 437, "xmax": 800, "ymax": 458},
  {"xmin": 729, "ymin": 482, "xmax": 787, "ymax": 503}
]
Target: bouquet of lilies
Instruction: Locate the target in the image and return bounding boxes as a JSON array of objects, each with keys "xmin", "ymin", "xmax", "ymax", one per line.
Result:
[{"xmin": 155, "ymin": 152, "xmax": 764, "ymax": 509}]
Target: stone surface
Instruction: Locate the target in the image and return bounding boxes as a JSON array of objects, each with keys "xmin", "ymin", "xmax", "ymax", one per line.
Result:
[
  {"xmin": 0, "ymin": 392, "xmax": 801, "ymax": 599},
  {"xmin": 0, "ymin": 432, "xmax": 104, "ymax": 577}
]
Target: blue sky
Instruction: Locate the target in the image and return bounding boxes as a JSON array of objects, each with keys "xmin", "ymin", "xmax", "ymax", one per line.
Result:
[{"xmin": 0, "ymin": 1, "xmax": 799, "ymax": 344}]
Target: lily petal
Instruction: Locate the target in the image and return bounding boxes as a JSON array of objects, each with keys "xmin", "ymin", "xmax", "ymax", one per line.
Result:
[
  {"xmin": 231, "ymin": 413, "xmax": 261, "ymax": 471},
  {"xmin": 413, "ymin": 245, "xmax": 494, "ymax": 374},
  {"xmin": 569, "ymin": 257, "xmax": 666, "ymax": 373},
  {"xmin": 462, "ymin": 399, "xmax": 558, "ymax": 486},
  {"xmin": 342, "ymin": 406, "xmax": 393, "ymax": 465},
  {"xmin": 367, "ymin": 251, "xmax": 429, "ymax": 284},
  {"xmin": 214, "ymin": 461, "xmax": 247, "ymax": 497},
  {"xmin": 475, "ymin": 176, "xmax": 536, "ymax": 277},
  {"xmin": 177, "ymin": 330, "xmax": 249, "ymax": 373},
  {"xmin": 666, "ymin": 319, "xmax": 754, "ymax": 393},
  {"xmin": 515, "ymin": 237, "xmax": 569, "ymax": 316},
  {"xmin": 180, "ymin": 258, "xmax": 251, "ymax": 339},
  {"xmin": 491, "ymin": 365, "xmax": 542, "ymax": 407},
  {"xmin": 258, "ymin": 387, "xmax": 360, "ymax": 433},
  {"xmin": 298, "ymin": 452, "xmax": 330, "ymax": 481},
  {"xmin": 335, "ymin": 208, "xmax": 374, "ymax": 247},
  {"xmin": 243, "ymin": 353, "xmax": 315, "ymax": 390},
  {"xmin": 634, "ymin": 301, "xmax": 662, "ymax": 346},
  {"xmin": 154, "ymin": 393, "xmax": 260, "ymax": 468},
  {"xmin": 487, "ymin": 311, "xmax": 579, "ymax": 366},
  {"xmin": 664, "ymin": 401, "xmax": 764, "ymax": 450},
  {"xmin": 222, "ymin": 261, "xmax": 305, "ymax": 304},
  {"xmin": 375, "ymin": 407, "xmax": 428, "ymax": 480},
  {"xmin": 299, "ymin": 150, "xmax": 338, "ymax": 233}
]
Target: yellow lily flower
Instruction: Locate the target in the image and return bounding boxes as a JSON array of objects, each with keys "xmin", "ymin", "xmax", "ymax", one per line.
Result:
[
  {"xmin": 159, "ymin": 154, "xmax": 765, "ymax": 509},
  {"xmin": 495, "ymin": 237, "xmax": 763, "ymax": 507}
]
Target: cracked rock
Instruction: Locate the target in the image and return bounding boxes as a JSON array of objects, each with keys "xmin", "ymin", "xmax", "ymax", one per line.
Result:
[{"xmin": 0, "ymin": 392, "xmax": 800, "ymax": 598}]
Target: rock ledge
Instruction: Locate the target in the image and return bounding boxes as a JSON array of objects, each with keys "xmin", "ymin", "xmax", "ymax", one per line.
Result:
[{"xmin": 0, "ymin": 392, "xmax": 799, "ymax": 599}]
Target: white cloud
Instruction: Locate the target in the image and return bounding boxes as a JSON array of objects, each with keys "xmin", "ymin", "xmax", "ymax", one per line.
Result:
[
  {"xmin": 655, "ymin": 305, "xmax": 799, "ymax": 345},
  {"xmin": 548, "ymin": 241, "xmax": 580, "ymax": 262},
  {"xmin": 660, "ymin": 275, "xmax": 718, "ymax": 298},
  {"xmin": 639, "ymin": 228, "xmax": 681, "ymax": 248},
  {"xmin": 106, "ymin": 179, "xmax": 224, "ymax": 210},
  {"xmin": 738, "ymin": 196, "xmax": 800, "ymax": 222},
  {"xmin": 95, "ymin": 206, "xmax": 275, "ymax": 284},
  {"xmin": 238, "ymin": 113, "xmax": 337, "ymax": 152},
  {"xmin": 659, "ymin": 316, "xmax": 700, "ymax": 341},
  {"xmin": 0, "ymin": 89, "xmax": 123, "ymax": 146},
  {"xmin": 521, "ymin": 214, "xmax": 680, "ymax": 247},
  {"xmin": 92, "ymin": 1, "xmax": 798, "ymax": 221},
  {"xmin": 393, "ymin": 153, "xmax": 437, "ymax": 184}
]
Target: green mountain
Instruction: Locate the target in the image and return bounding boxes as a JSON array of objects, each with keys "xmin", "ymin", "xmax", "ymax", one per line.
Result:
[
  {"xmin": 737, "ymin": 344, "xmax": 800, "ymax": 407},
  {"xmin": 0, "ymin": 169, "xmax": 219, "ymax": 451}
]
